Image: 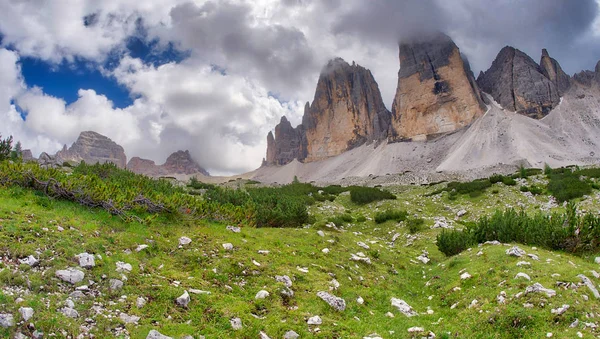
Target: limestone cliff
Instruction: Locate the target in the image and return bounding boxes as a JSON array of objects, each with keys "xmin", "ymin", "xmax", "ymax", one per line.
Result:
[
  {"xmin": 265, "ymin": 58, "xmax": 391, "ymax": 165},
  {"xmin": 477, "ymin": 47, "xmax": 561, "ymax": 119},
  {"xmin": 55, "ymin": 131, "xmax": 127, "ymax": 168},
  {"xmin": 540, "ymin": 49, "xmax": 571, "ymax": 95},
  {"xmin": 128, "ymin": 150, "xmax": 209, "ymax": 177},
  {"xmin": 390, "ymin": 33, "xmax": 486, "ymax": 141}
]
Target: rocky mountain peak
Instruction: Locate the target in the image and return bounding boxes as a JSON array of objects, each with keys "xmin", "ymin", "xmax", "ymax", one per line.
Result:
[
  {"xmin": 391, "ymin": 33, "xmax": 485, "ymax": 140},
  {"xmin": 477, "ymin": 46, "xmax": 561, "ymax": 119},
  {"xmin": 127, "ymin": 150, "xmax": 209, "ymax": 177},
  {"xmin": 540, "ymin": 48, "xmax": 571, "ymax": 95},
  {"xmin": 55, "ymin": 131, "xmax": 127, "ymax": 168}
]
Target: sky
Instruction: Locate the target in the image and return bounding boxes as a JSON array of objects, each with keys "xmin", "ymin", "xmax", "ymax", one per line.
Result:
[{"xmin": 0, "ymin": 0, "xmax": 599, "ymax": 175}]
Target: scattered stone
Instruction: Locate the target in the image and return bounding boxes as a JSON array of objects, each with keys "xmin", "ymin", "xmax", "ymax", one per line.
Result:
[
  {"xmin": 137, "ymin": 297, "xmax": 147, "ymax": 308},
  {"xmin": 506, "ymin": 246, "xmax": 526, "ymax": 257},
  {"xmin": 222, "ymin": 243, "xmax": 234, "ymax": 251},
  {"xmin": 456, "ymin": 209, "xmax": 467, "ymax": 217},
  {"xmin": 259, "ymin": 331, "xmax": 271, "ymax": 339},
  {"xmin": 18, "ymin": 307, "xmax": 33, "ymax": 322},
  {"xmin": 59, "ymin": 307, "xmax": 79, "ymax": 318},
  {"xmin": 146, "ymin": 330, "xmax": 173, "ymax": 339},
  {"xmin": 77, "ymin": 252, "xmax": 95, "ymax": 268},
  {"xmin": 189, "ymin": 289, "xmax": 211, "ymax": 295},
  {"xmin": 258, "ymin": 250, "xmax": 270, "ymax": 255},
  {"xmin": 350, "ymin": 253, "xmax": 372, "ymax": 265},
  {"xmin": 408, "ymin": 327, "xmax": 425, "ymax": 333},
  {"xmin": 176, "ymin": 291, "xmax": 191, "ymax": 307},
  {"xmin": 317, "ymin": 230, "xmax": 325, "ymax": 237},
  {"xmin": 516, "ymin": 261, "xmax": 531, "ymax": 267},
  {"xmin": 357, "ymin": 296, "xmax": 364, "ymax": 304},
  {"xmin": 317, "ymin": 291, "xmax": 346, "ymax": 311},
  {"xmin": 226, "ymin": 225, "xmax": 241, "ymax": 233},
  {"xmin": 275, "ymin": 275, "xmax": 293, "ymax": 288},
  {"xmin": 19, "ymin": 255, "xmax": 39, "ymax": 267},
  {"xmin": 469, "ymin": 299, "xmax": 478, "ymax": 308},
  {"xmin": 230, "ymin": 317, "xmax": 243, "ymax": 330},
  {"xmin": 385, "ymin": 312, "xmax": 394, "ymax": 318},
  {"xmin": 417, "ymin": 251, "xmax": 430, "ymax": 264},
  {"xmin": 577, "ymin": 274, "xmax": 600, "ymax": 299},
  {"xmin": 109, "ymin": 279, "xmax": 123, "ymax": 290},
  {"xmin": 527, "ymin": 253, "xmax": 540, "ymax": 261},
  {"xmin": 0, "ymin": 313, "xmax": 14, "ymax": 328},
  {"xmin": 296, "ymin": 266, "xmax": 309, "ymax": 273},
  {"xmin": 432, "ymin": 218, "xmax": 452, "ymax": 229},
  {"xmin": 390, "ymin": 298, "xmax": 417, "ymax": 317},
  {"xmin": 595, "ymin": 257, "xmax": 600, "ymax": 264},
  {"xmin": 307, "ymin": 315, "xmax": 322, "ymax": 325},
  {"xmin": 525, "ymin": 283, "xmax": 556, "ymax": 297},
  {"xmin": 322, "ymin": 248, "xmax": 330, "ymax": 254},
  {"xmin": 55, "ymin": 268, "xmax": 85, "ymax": 284},
  {"xmin": 255, "ymin": 290, "xmax": 270, "ymax": 299},
  {"xmin": 551, "ymin": 304, "xmax": 570, "ymax": 316},
  {"xmin": 497, "ymin": 291, "xmax": 507, "ymax": 304},
  {"xmin": 179, "ymin": 236, "xmax": 192, "ymax": 246},
  {"xmin": 515, "ymin": 273, "xmax": 531, "ymax": 281},
  {"xmin": 357, "ymin": 242, "xmax": 370, "ymax": 250},
  {"xmin": 120, "ymin": 312, "xmax": 141, "ymax": 324},
  {"xmin": 460, "ymin": 272, "xmax": 472, "ymax": 280},
  {"xmin": 283, "ymin": 330, "xmax": 299, "ymax": 339},
  {"xmin": 135, "ymin": 244, "xmax": 149, "ymax": 252},
  {"xmin": 116, "ymin": 261, "xmax": 132, "ymax": 273}
]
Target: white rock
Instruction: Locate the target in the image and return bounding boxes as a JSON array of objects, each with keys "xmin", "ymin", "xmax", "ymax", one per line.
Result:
[
  {"xmin": 0, "ymin": 313, "xmax": 14, "ymax": 328},
  {"xmin": 460, "ymin": 272, "xmax": 472, "ymax": 280},
  {"xmin": 255, "ymin": 290, "xmax": 270, "ymax": 299},
  {"xmin": 226, "ymin": 225, "xmax": 241, "ymax": 233},
  {"xmin": 275, "ymin": 275, "xmax": 293, "ymax": 287},
  {"xmin": 578, "ymin": 274, "xmax": 600, "ymax": 299},
  {"xmin": 551, "ymin": 304, "xmax": 570, "ymax": 316},
  {"xmin": 469, "ymin": 299, "xmax": 478, "ymax": 308},
  {"xmin": 525, "ymin": 283, "xmax": 556, "ymax": 297},
  {"xmin": 385, "ymin": 312, "xmax": 394, "ymax": 318},
  {"xmin": 330, "ymin": 279, "xmax": 340, "ymax": 290},
  {"xmin": 116, "ymin": 261, "xmax": 132, "ymax": 273},
  {"xmin": 135, "ymin": 244, "xmax": 149, "ymax": 252},
  {"xmin": 595, "ymin": 257, "xmax": 600, "ymax": 264},
  {"xmin": 497, "ymin": 291, "xmax": 507, "ymax": 304},
  {"xmin": 18, "ymin": 307, "xmax": 33, "ymax": 321},
  {"xmin": 515, "ymin": 273, "xmax": 531, "ymax": 281},
  {"xmin": 146, "ymin": 330, "xmax": 173, "ymax": 339},
  {"xmin": 230, "ymin": 317, "xmax": 243, "ymax": 330},
  {"xmin": 506, "ymin": 246, "xmax": 526, "ymax": 257},
  {"xmin": 77, "ymin": 253, "xmax": 95, "ymax": 268},
  {"xmin": 357, "ymin": 242, "xmax": 370, "ymax": 250},
  {"xmin": 137, "ymin": 297, "xmax": 147, "ymax": 308},
  {"xmin": 59, "ymin": 307, "xmax": 79, "ymax": 318},
  {"xmin": 258, "ymin": 250, "xmax": 269, "ymax": 255},
  {"xmin": 350, "ymin": 253, "xmax": 372, "ymax": 265},
  {"xmin": 19, "ymin": 255, "xmax": 39, "ymax": 267},
  {"xmin": 179, "ymin": 236, "xmax": 192, "ymax": 246},
  {"xmin": 109, "ymin": 279, "xmax": 123, "ymax": 290},
  {"xmin": 259, "ymin": 331, "xmax": 271, "ymax": 339},
  {"xmin": 456, "ymin": 209, "xmax": 467, "ymax": 217},
  {"xmin": 417, "ymin": 252, "xmax": 430, "ymax": 264},
  {"xmin": 307, "ymin": 315, "xmax": 322, "ymax": 325},
  {"xmin": 357, "ymin": 296, "xmax": 364, "ymax": 304},
  {"xmin": 591, "ymin": 270, "xmax": 600, "ymax": 279},
  {"xmin": 527, "ymin": 253, "xmax": 540, "ymax": 261},
  {"xmin": 55, "ymin": 268, "xmax": 85, "ymax": 284},
  {"xmin": 317, "ymin": 291, "xmax": 346, "ymax": 311},
  {"xmin": 407, "ymin": 327, "xmax": 424, "ymax": 333},
  {"xmin": 222, "ymin": 243, "xmax": 234, "ymax": 251},
  {"xmin": 120, "ymin": 312, "xmax": 141, "ymax": 324},
  {"xmin": 317, "ymin": 230, "xmax": 325, "ymax": 237},
  {"xmin": 283, "ymin": 330, "xmax": 299, "ymax": 339},
  {"xmin": 322, "ymin": 248, "xmax": 330, "ymax": 254},
  {"xmin": 390, "ymin": 298, "xmax": 417, "ymax": 317},
  {"xmin": 189, "ymin": 289, "xmax": 211, "ymax": 295},
  {"xmin": 252, "ymin": 260, "xmax": 261, "ymax": 266},
  {"xmin": 484, "ymin": 240, "xmax": 501, "ymax": 245},
  {"xmin": 516, "ymin": 261, "xmax": 531, "ymax": 267},
  {"xmin": 296, "ymin": 266, "xmax": 309, "ymax": 273},
  {"xmin": 176, "ymin": 291, "xmax": 190, "ymax": 307}
]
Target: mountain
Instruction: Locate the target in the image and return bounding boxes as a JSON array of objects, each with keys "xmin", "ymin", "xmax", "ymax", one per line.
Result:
[
  {"xmin": 264, "ymin": 58, "xmax": 391, "ymax": 166},
  {"xmin": 55, "ymin": 131, "xmax": 127, "ymax": 168},
  {"xmin": 128, "ymin": 150, "xmax": 210, "ymax": 177},
  {"xmin": 390, "ymin": 33, "xmax": 486, "ymax": 141}
]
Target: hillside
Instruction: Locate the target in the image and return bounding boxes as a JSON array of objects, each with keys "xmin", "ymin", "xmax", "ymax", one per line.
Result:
[{"xmin": 0, "ymin": 162, "xmax": 600, "ymax": 338}]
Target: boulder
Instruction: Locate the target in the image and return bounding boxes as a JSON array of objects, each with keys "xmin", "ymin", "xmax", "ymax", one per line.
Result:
[
  {"xmin": 316, "ymin": 291, "xmax": 346, "ymax": 311},
  {"xmin": 55, "ymin": 268, "xmax": 85, "ymax": 284}
]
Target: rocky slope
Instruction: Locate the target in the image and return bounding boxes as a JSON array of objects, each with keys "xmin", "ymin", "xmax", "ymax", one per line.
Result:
[
  {"xmin": 54, "ymin": 131, "xmax": 127, "ymax": 168},
  {"xmin": 128, "ymin": 150, "xmax": 209, "ymax": 177},
  {"xmin": 477, "ymin": 47, "xmax": 562, "ymax": 119},
  {"xmin": 390, "ymin": 33, "xmax": 486, "ymax": 141}
]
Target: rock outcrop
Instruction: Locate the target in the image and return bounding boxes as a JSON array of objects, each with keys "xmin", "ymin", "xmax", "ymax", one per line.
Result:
[
  {"xmin": 477, "ymin": 47, "xmax": 561, "ymax": 119},
  {"xmin": 265, "ymin": 58, "xmax": 391, "ymax": 165},
  {"xmin": 540, "ymin": 49, "xmax": 571, "ymax": 95},
  {"xmin": 128, "ymin": 150, "xmax": 209, "ymax": 177},
  {"xmin": 390, "ymin": 33, "xmax": 486, "ymax": 141},
  {"xmin": 55, "ymin": 131, "xmax": 127, "ymax": 168}
]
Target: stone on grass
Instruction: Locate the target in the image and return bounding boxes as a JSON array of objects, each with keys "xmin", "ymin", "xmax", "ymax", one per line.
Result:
[
  {"xmin": 527, "ymin": 253, "xmax": 540, "ymax": 261},
  {"xmin": 189, "ymin": 289, "xmax": 211, "ymax": 295},
  {"xmin": 515, "ymin": 273, "xmax": 531, "ymax": 281},
  {"xmin": 408, "ymin": 327, "xmax": 425, "ymax": 333},
  {"xmin": 230, "ymin": 317, "xmax": 243, "ymax": 330},
  {"xmin": 259, "ymin": 331, "xmax": 271, "ymax": 339},
  {"xmin": 350, "ymin": 253, "xmax": 372, "ymax": 265},
  {"xmin": 357, "ymin": 242, "xmax": 370, "ymax": 250},
  {"xmin": 456, "ymin": 209, "xmax": 467, "ymax": 217},
  {"xmin": 525, "ymin": 283, "xmax": 556, "ymax": 297},
  {"xmin": 77, "ymin": 253, "xmax": 95, "ymax": 268},
  {"xmin": 135, "ymin": 244, "xmax": 149, "ymax": 252},
  {"xmin": 146, "ymin": 330, "xmax": 173, "ymax": 339},
  {"xmin": 506, "ymin": 246, "xmax": 526, "ymax": 257},
  {"xmin": 317, "ymin": 230, "xmax": 325, "ymax": 237},
  {"xmin": 137, "ymin": 297, "xmax": 147, "ymax": 308},
  {"xmin": 116, "ymin": 261, "xmax": 132, "ymax": 273},
  {"xmin": 255, "ymin": 290, "xmax": 270, "ymax": 299},
  {"xmin": 391, "ymin": 298, "xmax": 417, "ymax": 317},
  {"xmin": 578, "ymin": 274, "xmax": 600, "ymax": 299},
  {"xmin": 176, "ymin": 291, "xmax": 190, "ymax": 307},
  {"xmin": 551, "ymin": 304, "xmax": 570, "ymax": 316},
  {"xmin": 595, "ymin": 257, "xmax": 600, "ymax": 264},
  {"xmin": 497, "ymin": 291, "xmax": 507, "ymax": 304},
  {"xmin": 460, "ymin": 272, "xmax": 472, "ymax": 280},
  {"xmin": 283, "ymin": 330, "xmax": 300, "ymax": 339},
  {"xmin": 18, "ymin": 307, "xmax": 33, "ymax": 321},
  {"xmin": 317, "ymin": 291, "xmax": 346, "ymax": 311},
  {"xmin": 60, "ymin": 307, "xmax": 79, "ymax": 318},
  {"xmin": 307, "ymin": 315, "xmax": 322, "ymax": 325},
  {"xmin": 55, "ymin": 268, "xmax": 85, "ymax": 284},
  {"xmin": 0, "ymin": 313, "xmax": 14, "ymax": 328},
  {"xmin": 119, "ymin": 312, "xmax": 141, "ymax": 324},
  {"xmin": 179, "ymin": 236, "xmax": 192, "ymax": 246},
  {"xmin": 222, "ymin": 243, "xmax": 234, "ymax": 251},
  {"xmin": 322, "ymin": 248, "xmax": 330, "ymax": 254},
  {"xmin": 109, "ymin": 279, "xmax": 123, "ymax": 290},
  {"xmin": 417, "ymin": 252, "xmax": 430, "ymax": 264},
  {"xmin": 226, "ymin": 225, "xmax": 241, "ymax": 233},
  {"xmin": 357, "ymin": 296, "xmax": 364, "ymax": 304},
  {"xmin": 516, "ymin": 261, "xmax": 531, "ymax": 267},
  {"xmin": 19, "ymin": 255, "xmax": 39, "ymax": 267},
  {"xmin": 275, "ymin": 275, "xmax": 293, "ymax": 287}
]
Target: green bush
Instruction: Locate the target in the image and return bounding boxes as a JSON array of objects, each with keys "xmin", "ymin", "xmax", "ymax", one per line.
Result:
[
  {"xmin": 349, "ymin": 186, "xmax": 396, "ymax": 204},
  {"xmin": 328, "ymin": 214, "xmax": 354, "ymax": 226},
  {"xmin": 188, "ymin": 177, "xmax": 216, "ymax": 190},
  {"xmin": 374, "ymin": 209, "xmax": 407, "ymax": 224},
  {"xmin": 502, "ymin": 176, "xmax": 517, "ymax": 186},
  {"xmin": 547, "ymin": 171, "xmax": 591, "ymax": 202},
  {"xmin": 436, "ymin": 229, "xmax": 475, "ymax": 256},
  {"xmin": 406, "ymin": 218, "xmax": 425, "ymax": 234},
  {"xmin": 356, "ymin": 215, "xmax": 367, "ymax": 223},
  {"xmin": 0, "ymin": 135, "xmax": 13, "ymax": 161}
]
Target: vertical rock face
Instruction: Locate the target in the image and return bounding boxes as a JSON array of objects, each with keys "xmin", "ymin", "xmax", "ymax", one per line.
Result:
[
  {"xmin": 477, "ymin": 46, "xmax": 561, "ymax": 119},
  {"xmin": 302, "ymin": 58, "xmax": 391, "ymax": 162},
  {"xmin": 264, "ymin": 58, "xmax": 391, "ymax": 165},
  {"xmin": 540, "ymin": 49, "xmax": 571, "ymax": 95},
  {"xmin": 391, "ymin": 33, "xmax": 486, "ymax": 141},
  {"xmin": 127, "ymin": 150, "xmax": 209, "ymax": 177},
  {"xmin": 572, "ymin": 60, "xmax": 600, "ymax": 87},
  {"xmin": 55, "ymin": 131, "xmax": 127, "ymax": 168}
]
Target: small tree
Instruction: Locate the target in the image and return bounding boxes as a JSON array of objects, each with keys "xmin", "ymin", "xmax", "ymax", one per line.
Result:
[
  {"xmin": 10, "ymin": 141, "xmax": 22, "ymax": 161},
  {"xmin": 0, "ymin": 135, "xmax": 13, "ymax": 161}
]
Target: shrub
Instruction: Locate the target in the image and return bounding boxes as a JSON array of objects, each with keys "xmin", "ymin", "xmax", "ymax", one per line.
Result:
[
  {"xmin": 188, "ymin": 177, "xmax": 217, "ymax": 190},
  {"xmin": 0, "ymin": 135, "xmax": 13, "ymax": 161},
  {"xmin": 349, "ymin": 186, "xmax": 396, "ymax": 204},
  {"xmin": 328, "ymin": 214, "xmax": 354, "ymax": 226},
  {"xmin": 446, "ymin": 179, "xmax": 492, "ymax": 197},
  {"xmin": 502, "ymin": 176, "xmax": 517, "ymax": 186},
  {"xmin": 374, "ymin": 209, "xmax": 407, "ymax": 224},
  {"xmin": 576, "ymin": 168, "xmax": 600, "ymax": 179},
  {"xmin": 356, "ymin": 215, "xmax": 367, "ymax": 223},
  {"xmin": 436, "ymin": 229, "xmax": 475, "ymax": 256},
  {"xmin": 406, "ymin": 218, "xmax": 425, "ymax": 234},
  {"xmin": 547, "ymin": 171, "xmax": 591, "ymax": 202}
]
